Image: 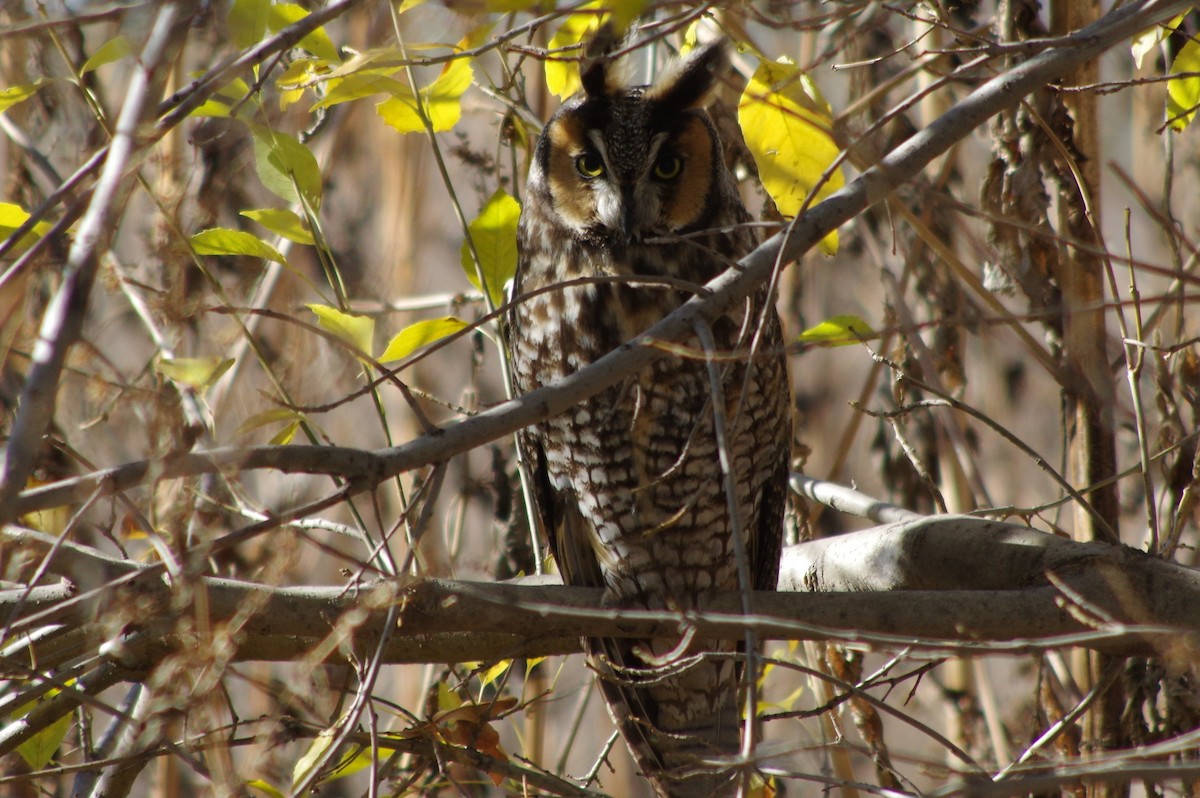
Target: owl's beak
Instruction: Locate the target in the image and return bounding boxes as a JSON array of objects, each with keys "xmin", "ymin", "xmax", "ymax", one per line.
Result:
[{"xmin": 619, "ymin": 184, "xmax": 638, "ymax": 244}]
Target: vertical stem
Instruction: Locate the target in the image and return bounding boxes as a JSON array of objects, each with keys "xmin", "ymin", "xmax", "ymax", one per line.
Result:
[{"xmin": 1049, "ymin": 2, "xmax": 1126, "ymax": 795}]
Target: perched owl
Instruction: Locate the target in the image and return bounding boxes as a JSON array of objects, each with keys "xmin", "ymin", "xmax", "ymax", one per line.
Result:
[{"xmin": 508, "ymin": 39, "xmax": 791, "ymax": 797}]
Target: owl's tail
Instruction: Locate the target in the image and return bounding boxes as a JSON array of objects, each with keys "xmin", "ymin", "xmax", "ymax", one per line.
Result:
[{"xmin": 587, "ymin": 634, "xmax": 751, "ymax": 797}]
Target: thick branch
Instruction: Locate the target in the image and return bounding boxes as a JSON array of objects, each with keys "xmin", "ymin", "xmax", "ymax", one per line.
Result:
[{"xmin": 6, "ymin": 517, "xmax": 1199, "ymax": 667}]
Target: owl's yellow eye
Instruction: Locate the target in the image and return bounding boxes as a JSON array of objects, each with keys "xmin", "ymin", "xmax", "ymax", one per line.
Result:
[
  {"xmin": 652, "ymin": 155, "xmax": 683, "ymax": 180},
  {"xmin": 575, "ymin": 153, "xmax": 605, "ymax": 178}
]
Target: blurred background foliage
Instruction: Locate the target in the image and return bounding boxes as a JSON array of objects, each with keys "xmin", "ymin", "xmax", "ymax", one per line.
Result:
[{"xmin": 1, "ymin": 0, "xmax": 1199, "ymax": 795}]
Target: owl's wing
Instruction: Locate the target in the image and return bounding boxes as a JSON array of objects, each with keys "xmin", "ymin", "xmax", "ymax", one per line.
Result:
[
  {"xmin": 751, "ymin": 458, "xmax": 789, "ymax": 592},
  {"xmin": 520, "ymin": 431, "xmax": 606, "ymax": 588},
  {"xmin": 518, "ymin": 430, "xmax": 673, "ymax": 782}
]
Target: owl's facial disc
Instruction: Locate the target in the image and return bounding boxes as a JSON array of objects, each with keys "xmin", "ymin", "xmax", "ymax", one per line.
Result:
[{"xmin": 540, "ymin": 100, "xmax": 716, "ymax": 247}]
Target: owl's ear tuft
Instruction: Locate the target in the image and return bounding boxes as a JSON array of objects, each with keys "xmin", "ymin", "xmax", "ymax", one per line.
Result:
[
  {"xmin": 580, "ymin": 22, "xmax": 624, "ymax": 99},
  {"xmin": 580, "ymin": 57, "xmax": 610, "ymax": 99},
  {"xmin": 646, "ymin": 39, "xmax": 730, "ymax": 109}
]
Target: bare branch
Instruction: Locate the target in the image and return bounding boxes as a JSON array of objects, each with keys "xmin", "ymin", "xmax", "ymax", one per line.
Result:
[{"xmin": 7, "ymin": 0, "xmax": 1190, "ymax": 525}]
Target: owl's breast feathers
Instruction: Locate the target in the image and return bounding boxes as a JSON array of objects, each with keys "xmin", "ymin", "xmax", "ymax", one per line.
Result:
[{"xmin": 509, "ymin": 230, "xmax": 788, "ymax": 602}]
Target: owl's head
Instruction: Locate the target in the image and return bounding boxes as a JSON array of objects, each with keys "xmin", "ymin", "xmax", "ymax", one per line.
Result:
[{"xmin": 528, "ymin": 40, "xmax": 735, "ymax": 247}]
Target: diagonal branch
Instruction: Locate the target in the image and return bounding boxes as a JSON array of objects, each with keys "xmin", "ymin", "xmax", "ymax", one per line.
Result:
[
  {"xmin": 0, "ymin": 5, "xmax": 193, "ymax": 518},
  {"xmin": 7, "ymin": 0, "xmax": 1192, "ymax": 521}
]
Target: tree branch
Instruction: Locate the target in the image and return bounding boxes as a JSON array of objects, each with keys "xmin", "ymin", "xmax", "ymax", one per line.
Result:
[
  {"xmin": 6, "ymin": 516, "xmax": 1199, "ymax": 668},
  {"xmin": 7, "ymin": 0, "xmax": 1191, "ymax": 523}
]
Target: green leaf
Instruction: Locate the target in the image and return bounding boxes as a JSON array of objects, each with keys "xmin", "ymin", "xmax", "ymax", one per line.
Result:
[
  {"xmin": 487, "ymin": 0, "xmax": 537, "ymax": 10},
  {"xmin": 796, "ymin": 314, "xmax": 875, "ymax": 346},
  {"xmin": 80, "ymin": 35, "xmax": 132, "ymax": 74},
  {"xmin": 269, "ymin": 3, "xmax": 340, "ymax": 63},
  {"xmin": 190, "ymin": 227, "xmax": 286, "ymax": 264},
  {"xmin": 1166, "ymin": 34, "xmax": 1200, "ymax": 132},
  {"xmin": 545, "ymin": 5, "xmax": 604, "ymax": 99},
  {"xmin": 250, "ymin": 125, "xmax": 323, "ymax": 209},
  {"xmin": 0, "ymin": 202, "xmax": 53, "ymax": 253},
  {"xmin": 606, "ymin": 0, "xmax": 647, "ymax": 32},
  {"xmin": 247, "ymin": 779, "xmax": 286, "ymax": 798},
  {"xmin": 0, "ymin": 80, "xmax": 46, "ymax": 115},
  {"xmin": 437, "ymin": 680, "xmax": 462, "ymax": 712},
  {"xmin": 189, "ymin": 99, "xmax": 232, "ymax": 118},
  {"xmin": 460, "ymin": 188, "xmax": 520, "ymax": 306},
  {"xmin": 241, "ymin": 208, "xmax": 315, "ymax": 245},
  {"xmin": 1131, "ymin": 13, "xmax": 1184, "ymax": 69},
  {"xmin": 377, "ymin": 56, "xmax": 473, "ymax": 134},
  {"xmin": 380, "ymin": 316, "xmax": 469, "ymax": 363},
  {"xmin": 269, "ymin": 421, "xmax": 301, "ymax": 445},
  {"xmin": 156, "ymin": 356, "xmax": 235, "ymax": 392},
  {"xmin": 325, "ymin": 47, "xmax": 410, "ymax": 80},
  {"xmin": 292, "ymin": 731, "xmax": 334, "ymax": 789},
  {"xmin": 307, "ymin": 304, "xmax": 374, "ymax": 357},
  {"xmin": 14, "ymin": 693, "xmax": 71, "ymax": 770},
  {"xmin": 738, "ymin": 57, "xmax": 845, "ymax": 255},
  {"xmin": 236, "ymin": 408, "xmax": 304, "ymax": 439},
  {"xmin": 229, "ymin": 0, "xmax": 271, "ymax": 50}
]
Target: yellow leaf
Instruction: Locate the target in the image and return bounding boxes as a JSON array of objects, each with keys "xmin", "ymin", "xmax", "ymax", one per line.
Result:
[
  {"xmin": 307, "ymin": 304, "xmax": 375, "ymax": 357},
  {"xmin": 545, "ymin": 5, "xmax": 605, "ymax": 99},
  {"xmin": 0, "ymin": 202, "xmax": 53, "ymax": 254},
  {"xmin": 294, "ymin": 740, "xmax": 373, "ymax": 788},
  {"xmin": 0, "ymin": 80, "xmax": 46, "ymax": 115},
  {"xmin": 241, "ymin": 208, "xmax": 315, "ymax": 245},
  {"xmin": 738, "ymin": 57, "xmax": 845, "ymax": 255},
  {"xmin": 275, "ymin": 58, "xmax": 329, "ymax": 109},
  {"xmin": 1166, "ymin": 34, "xmax": 1200, "ymax": 132},
  {"xmin": 246, "ymin": 779, "xmax": 285, "ymax": 798},
  {"xmin": 229, "ymin": 0, "xmax": 271, "ymax": 50},
  {"xmin": 1131, "ymin": 13, "xmax": 1184, "ymax": 69},
  {"xmin": 478, "ymin": 660, "xmax": 512, "ymax": 689},
  {"xmin": 380, "ymin": 316, "xmax": 469, "ymax": 363},
  {"xmin": 326, "ymin": 47, "xmax": 410, "ymax": 80},
  {"xmin": 427, "ymin": 57, "xmax": 474, "ymax": 131},
  {"xmin": 216, "ymin": 77, "xmax": 251, "ymax": 102},
  {"xmin": 269, "ymin": 421, "xmax": 301, "ymax": 445},
  {"xmin": 796, "ymin": 314, "xmax": 874, "ymax": 346},
  {"xmin": 437, "ymin": 680, "xmax": 462, "ymax": 712},
  {"xmin": 14, "ymin": 691, "xmax": 71, "ymax": 770},
  {"xmin": 460, "ymin": 188, "xmax": 520, "ymax": 306},
  {"xmin": 378, "ymin": 55, "xmax": 474, "ymax": 134},
  {"xmin": 269, "ymin": 3, "xmax": 340, "ymax": 63},
  {"xmin": 606, "ymin": 0, "xmax": 647, "ymax": 32},
  {"xmin": 189, "ymin": 99, "xmax": 232, "ymax": 118},
  {"xmin": 312, "ymin": 74, "xmax": 406, "ymax": 111},
  {"xmin": 292, "ymin": 731, "xmax": 334, "ymax": 789},
  {"xmin": 156, "ymin": 356, "xmax": 235, "ymax": 391},
  {"xmin": 190, "ymin": 227, "xmax": 287, "ymax": 264},
  {"xmin": 487, "ymin": 0, "xmax": 537, "ymax": 10},
  {"xmin": 80, "ymin": 35, "xmax": 132, "ymax": 74},
  {"xmin": 236, "ymin": 408, "xmax": 305, "ymax": 439}
]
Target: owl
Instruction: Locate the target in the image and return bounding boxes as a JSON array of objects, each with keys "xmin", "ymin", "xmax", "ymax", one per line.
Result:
[{"xmin": 507, "ymin": 39, "xmax": 791, "ymax": 797}]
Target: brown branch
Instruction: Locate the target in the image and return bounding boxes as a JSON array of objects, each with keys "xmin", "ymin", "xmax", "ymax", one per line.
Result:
[
  {"xmin": 6, "ymin": 516, "xmax": 1199, "ymax": 668},
  {"xmin": 7, "ymin": 0, "xmax": 1192, "ymax": 525}
]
